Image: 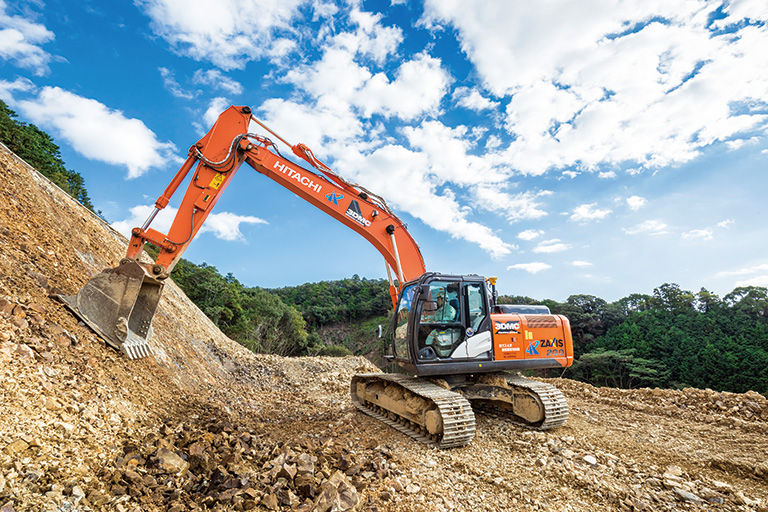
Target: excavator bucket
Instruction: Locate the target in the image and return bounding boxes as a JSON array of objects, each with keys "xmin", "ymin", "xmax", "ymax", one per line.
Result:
[{"xmin": 59, "ymin": 260, "xmax": 164, "ymax": 359}]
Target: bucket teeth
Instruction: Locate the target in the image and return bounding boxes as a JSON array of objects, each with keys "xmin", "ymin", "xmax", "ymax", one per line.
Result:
[
  {"xmin": 123, "ymin": 337, "xmax": 152, "ymax": 359},
  {"xmin": 56, "ymin": 260, "xmax": 162, "ymax": 361}
]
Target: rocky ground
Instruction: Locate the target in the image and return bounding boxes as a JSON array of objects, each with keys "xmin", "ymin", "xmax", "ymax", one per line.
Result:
[{"xmin": 1, "ymin": 144, "xmax": 768, "ymax": 512}]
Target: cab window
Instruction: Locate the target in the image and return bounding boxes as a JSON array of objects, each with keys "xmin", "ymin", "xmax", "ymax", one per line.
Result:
[
  {"xmin": 417, "ymin": 281, "xmax": 462, "ymax": 360},
  {"xmin": 393, "ymin": 284, "xmax": 415, "ymax": 358},
  {"xmin": 466, "ymin": 282, "xmax": 488, "ymax": 332}
]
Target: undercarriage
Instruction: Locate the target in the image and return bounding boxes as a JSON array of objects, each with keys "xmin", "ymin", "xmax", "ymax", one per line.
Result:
[{"xmin": 351, "ymin": 372, "xmax": 568, "ymax": 448}]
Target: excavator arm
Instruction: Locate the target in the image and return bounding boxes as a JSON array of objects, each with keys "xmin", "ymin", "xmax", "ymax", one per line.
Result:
[{"xmin": 61, "ymin": 105, "xmax": 426, "ymax": 358}]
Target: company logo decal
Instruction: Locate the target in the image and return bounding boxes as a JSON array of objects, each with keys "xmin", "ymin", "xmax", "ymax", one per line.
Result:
[
  {"xmin": 326, "ymin": 192, "xmax": 343, "ymax": 205},
  {"xmin": 526, "ymin": 340, "xmax": 540, "ymax": 355},
  {"xmin": 345, "ymin": 200, "xmax": 371, "ymax": 227},
  {"xmin": 494, "ymin": 321, "xmax": 520, "ymax": 334},
  {"xmin": 539, "ymin": 338, "xmax": 564, "ymax": 348},
  {"xmin": 273, "ymin": 161, "xmax": 322, "ymax": 193}
]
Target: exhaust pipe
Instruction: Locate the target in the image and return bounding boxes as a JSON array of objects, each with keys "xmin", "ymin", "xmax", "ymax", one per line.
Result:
[{"xmin": 59, "ymin": 259, "xmax": 163, "ymax": 359}]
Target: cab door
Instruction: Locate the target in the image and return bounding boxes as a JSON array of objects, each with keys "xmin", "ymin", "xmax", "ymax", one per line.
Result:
[{"xmin": 458, "ymin": 281, "xmax": 492, "ymax": 359}]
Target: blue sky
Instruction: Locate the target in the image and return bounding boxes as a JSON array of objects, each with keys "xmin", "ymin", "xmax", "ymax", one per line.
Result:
[{"xmin": 1, "ymin": 0, "xmax": 766, "ymax": 301}]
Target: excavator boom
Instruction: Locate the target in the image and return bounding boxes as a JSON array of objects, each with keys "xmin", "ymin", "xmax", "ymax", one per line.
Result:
[{"xmin": 61, "ymin": 105, "xmax": 425, "ymax": 358}]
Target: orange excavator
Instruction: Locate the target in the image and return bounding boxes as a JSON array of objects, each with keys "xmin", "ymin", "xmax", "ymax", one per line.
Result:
[{"xmin": 61, "ymin": 105, "xmax": 573, "ymax": 448}]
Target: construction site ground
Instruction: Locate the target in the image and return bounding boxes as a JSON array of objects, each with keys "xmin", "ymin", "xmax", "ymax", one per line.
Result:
[{"xmin": 1, "ymin": 144, "xmax": 767, "ymax": 512}]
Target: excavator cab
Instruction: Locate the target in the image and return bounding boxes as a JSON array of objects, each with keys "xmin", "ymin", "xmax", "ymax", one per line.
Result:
[
  {"xmin": 389, "ymin": 273, "xmax": 495, "ymax": 373},
  {"xmin": 388, "ymin": 272, "xmax": 574, "ymax": 377}
]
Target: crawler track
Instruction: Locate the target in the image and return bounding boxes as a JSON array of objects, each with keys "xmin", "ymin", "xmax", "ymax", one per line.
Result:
[
  {"xmin": 465, "ymin": 375, "xmax": 569, "ymax": 430},
  {"xmin": 351, "ymin": 373, "xmax": 476, "ymax": 449}
]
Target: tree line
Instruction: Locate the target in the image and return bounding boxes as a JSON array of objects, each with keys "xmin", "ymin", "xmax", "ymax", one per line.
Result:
[
  {"xmin": 169, "ymin": 259, "xmax": 391, "ymax": 357},
  {"xmin": 500, "ymin": 283, "xmax": 768, "ymax": 394}
]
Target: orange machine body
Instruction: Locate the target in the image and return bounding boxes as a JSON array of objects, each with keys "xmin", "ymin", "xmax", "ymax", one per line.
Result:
[{"xmin": 489, "ymin": 313, "xmax": 573, "ymax": 368}]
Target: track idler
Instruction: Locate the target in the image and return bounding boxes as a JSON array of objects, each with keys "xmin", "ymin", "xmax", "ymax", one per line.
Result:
[{"xmin": 59, "ymin": 259, "xmax": 163, "ymax": 359}]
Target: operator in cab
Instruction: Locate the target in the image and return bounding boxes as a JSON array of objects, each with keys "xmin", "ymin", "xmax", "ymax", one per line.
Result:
[{"xmin": 423, "ymin": 291, "xmax": 456, "ymax": 322}]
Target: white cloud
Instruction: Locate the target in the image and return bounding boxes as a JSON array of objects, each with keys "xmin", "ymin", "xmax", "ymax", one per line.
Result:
[
  {"xmin": 626, "ymin": 195, "xmax": 647, "ymax": 211},
  {"xmin": 518, "ymin": 229, "xmax": 543, "ymax": 241},
  {"xmin": 507, "ymin": 262, "xmax": 551, "ymax": 274},
  {"xmin": 533, "ymin": 238, "xmax": 570, "ymax": 253},
  {"xmin": 0, "ymin": 76, "xmax": 34, "ymax": 102},
  {"xmin": 423, "ymin": 1, "xmax": 768, "ymax": 176},
  {"xmin": 570, "ymin": 202, "xmax": 611, "ymax": 222},
  {"xmin": 354, "ymin": 52, "xmax": 452, "ymax": 120},
  {"xmin": 735, "ymin": 275, "xmax": 768, "ymax": 287},
  {"xmin": 286, "ymin": 48, "xmax": 451, "ymax": 122},
  {"xmin": 572, "ymin": 260, "xmax": 592, "ymax": 267},
  {"xmin": 623, "ymin": 219, "xmax": 669, "ymax": 236},
  {"xmin": 14, "ymin": 86, "xmax": 177, "ymax": 178},
  {"xmin": 344, "ymin": 8, "xmax": 403, "ymax": 64},
  {"xmin": 112, "ymin": 204, "xmax": 266, "ymax": 242},
  {"xmin": 136, "ymin": 0, "xmax": 305, "ymax": 69},
  {"xmin": 159, "ymin": 67, "xmax": 195, "ymax": 99},
  {"xmin": 717, "ymin": 218, "xmax": 734, "ymax": 229},
  {"xmin": 681, "ymin": 228, "xmax": 713, "ymax": 241},
  {"xmin": 0, "ymin": 1, "xmax": 54, "ymax": 75},
  {"xmin": 203, "ymin": 97, "xmax": 231, "ymax": 128},
  {"xmin": 329, "ymin": 141, "xmax": 514, "ymax": 259},
  {"xmin": 453, "ymin": 86, "xmax": 497, "ymax": 111},
  {"xmin": 256, "ymin": 97, "xmax": 363, "ymax": 151},
  {"xmin": 598, "ymin": 170, "xmax": 616, "ymax": 179},
  {"xmin": 202, "ymin": 211, "xmax": 268, "ymax": 241},
  {"xmin": 716, "ymin": 263, "xmax": 768, "ymax": 278},
  {"xmin": 193, "ymin": 69, "xmax": 243, "ymax": 95}
]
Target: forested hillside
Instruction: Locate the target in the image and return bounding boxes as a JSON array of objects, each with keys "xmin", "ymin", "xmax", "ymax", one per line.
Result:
[
  {"xmin": 501, "ymin": 283, "xmax": 768, "ymax": 394},
  {"xmin": 170, "ymin": 253, "xmax": 768, "ymax": 395}
]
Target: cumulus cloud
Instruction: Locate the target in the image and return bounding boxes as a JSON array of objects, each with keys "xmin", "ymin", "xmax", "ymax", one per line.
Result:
[
  {"xmin": 285, "ymin": 48, "xmax": 451, "ymax": 121},
  {"xmin": 193, "ymin": 69, "xmax": 243, "ymax": 95},
  {"xmin": 533, "ymin": 238, "xmax": 570, "ymax": 253},
  {"xmin": 112, "ymin": 204, "xmax": 266, "ymax": 241},
  {"xmin": 626, "ymin": 195, "xmax": 647, "ymax": 211},
  {"xmin": 681, "ymin": 228, "xmax": 713, "ymax": 241},
  {"xmin": 507, "ymin": 262, "xmax": 551, "ymax": 274},
  {"xmin": 0, "ymin": 1, "xmax": 54, "ymax": 75},
  {"xmin": 570, "ymin": 202, "xmax": 611, "ymax": 222},
  {"xmin": 423, "ymin": 1, "xmax": 768, "ymax": 176},
  {"xmin": 136, "ymin": 0, "xmax": 305, "ymax": 69},
  {"xmin": 572, "ymin": 260, "xmax": 592, "ymax": 267},
  {"xmin": 14, "ymin": 86, "xmax": 178, "ymax": 178},
  {"xmin": 598, "ymin": 170, "xmax": 616, "ymax": 179},
  {"xmin": 518, "ymin": 229, "xmax": 543, "ymax": 241},
  {"xmin": 623, "ymin": 219, "xmax": 669, "ymax": 236}
]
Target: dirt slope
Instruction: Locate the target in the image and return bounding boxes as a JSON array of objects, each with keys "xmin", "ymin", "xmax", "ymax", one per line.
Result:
[{"xmin": 1, "ymin": 144, "xmax": 767, "ymax": 512}]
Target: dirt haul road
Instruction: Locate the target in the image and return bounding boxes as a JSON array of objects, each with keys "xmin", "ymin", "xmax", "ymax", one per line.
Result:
[{"xmin": 1, "ymin": 144, "xmax": 767, "ymax": 512}]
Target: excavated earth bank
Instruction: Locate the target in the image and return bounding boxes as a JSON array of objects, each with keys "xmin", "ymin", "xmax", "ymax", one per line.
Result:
[{"xmin": 1, "ymin": 144, "xmax": 767, "ymax": 512}]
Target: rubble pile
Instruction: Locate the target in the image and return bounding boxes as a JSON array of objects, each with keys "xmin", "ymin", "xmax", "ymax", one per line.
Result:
[
  {"xmin": 103, "ymin": 410, "xmax": 395, "ymax": 512},
  {"xmin": 1, "ymin": 144, "xmax": 768, "ymax": 511}
]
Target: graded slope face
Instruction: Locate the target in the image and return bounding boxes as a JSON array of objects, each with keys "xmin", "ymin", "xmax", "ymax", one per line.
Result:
[{"xmin": 1, "ymin": 143, "xmax": 767, "ymax": 512}]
